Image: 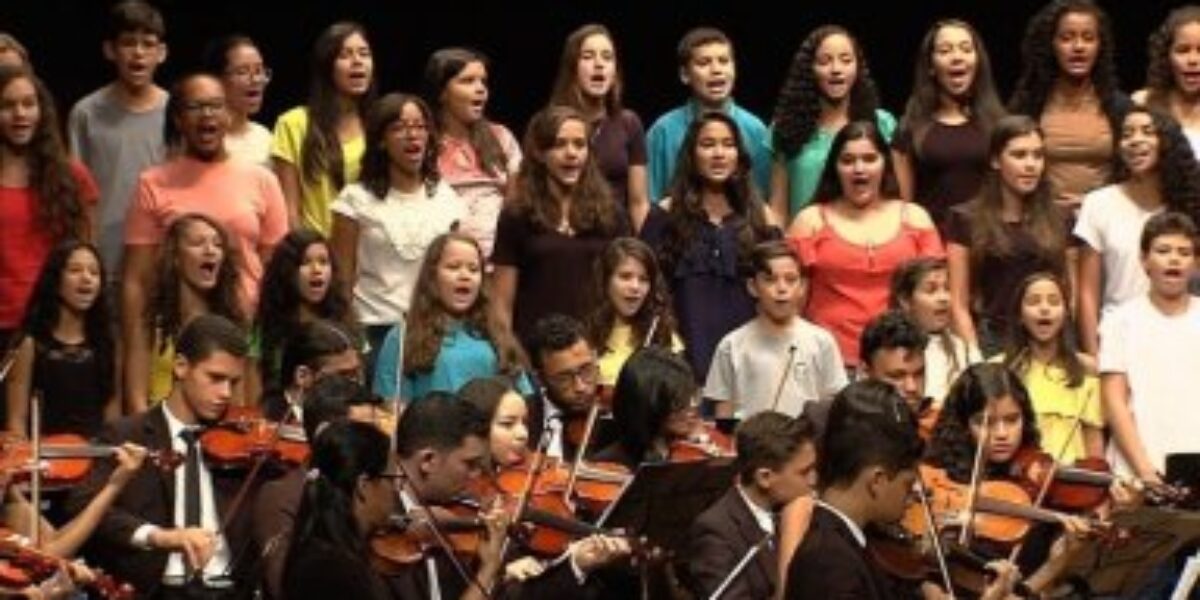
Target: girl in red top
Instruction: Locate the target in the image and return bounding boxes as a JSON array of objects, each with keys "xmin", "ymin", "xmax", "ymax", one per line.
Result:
[{"xmin": 788, "ymin": 120, "xmax": 942, "ymax": 368}]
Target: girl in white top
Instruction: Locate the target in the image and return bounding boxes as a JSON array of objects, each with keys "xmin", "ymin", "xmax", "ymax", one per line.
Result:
[
  {"xmin": 1134, "ymin": 6, "xmax": 1200, "ymax": 158},
  {"xmin": 205, "ymin": 34, "xmax": 273, "ymax": 166},
  {"xmin": 889, "ymin": 257, "xmax": 978, "ymax": 407},
  {"xmin": 330, "ymin": 93, "xmax": 465, "ymax": 375},
  {"xmin": 1074, "ymin": 106, "xmax": 1200, "ymax": 354}
]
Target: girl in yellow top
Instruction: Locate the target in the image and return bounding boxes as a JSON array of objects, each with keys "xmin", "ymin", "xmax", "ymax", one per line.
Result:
[
  {"xmin": 272, "ymin": 22, "xmax": 376, "ymax": 234},
  {"xmin": 587, "ymin": 237, "xmax": 683, "ymax": 387},
  {"xmin": 1001, "ymin": 271, "xmax": 1102, "ymax": 463}
]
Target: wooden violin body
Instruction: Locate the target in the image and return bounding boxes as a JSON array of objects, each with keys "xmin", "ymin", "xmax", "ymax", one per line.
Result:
[{"xmin": 199, "ymin": 406, "xmax": 309, "ymax": 470}]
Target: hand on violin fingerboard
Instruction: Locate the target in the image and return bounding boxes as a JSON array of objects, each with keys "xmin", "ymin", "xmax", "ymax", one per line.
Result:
[{"xmin": 105, "ymin": 444, "xmax": 149, "ymax": 488}]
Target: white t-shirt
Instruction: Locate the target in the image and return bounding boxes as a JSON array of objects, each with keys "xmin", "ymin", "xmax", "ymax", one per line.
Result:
[
  {"xmin": 1074, "ymin": 185, "xmax": 1163, "ymax": 316},
  {"xmin": 704, "ymin": 317, "xmax": 847, "ymax": 418},
  {"xmin": 225, "ymin": 121, "xmax": 273, "ymax": 167},
  {"xmin": 1098, "ymin": 295, "xmax": 1200, "ymax": 474},
  {"xmin": 924, "ymin": 333, "xmax": 980, "ymax": 407},
  {"xmin": 331, "ymin": 181, "xmax": 466, "ymax": 325}
]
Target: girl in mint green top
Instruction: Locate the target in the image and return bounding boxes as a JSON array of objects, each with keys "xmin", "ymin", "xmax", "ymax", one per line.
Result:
[{"xmin": 768, "ymin": 25, "xmax": 896, "ymax": 220}]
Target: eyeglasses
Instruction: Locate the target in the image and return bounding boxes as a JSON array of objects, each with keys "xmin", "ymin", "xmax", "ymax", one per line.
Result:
[
  {"xmin": 545, "ymin": 361, "xmax": 600, "ymax": 389},
  {"xmin": 225, "ymin": 66, "xmax": 273, "ymax": 84},
  {"xmin": 394, "ymin": 121, "xmax": 428, "ymax": 135},
  {"xmin": 180, "ymin": 100, "xmax": 227, "ymax": 116}
]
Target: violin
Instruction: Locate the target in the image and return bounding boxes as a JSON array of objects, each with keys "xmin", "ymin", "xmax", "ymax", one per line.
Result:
[
  {"xmin": 0, "ymin": 529, "xmax": 133, "ymax": 598},
  {"xmin": 199, "ymin": 406, "xmax": 309, "ymax": 470},
  {"xmin": 369, "ymin": 504, "xmax": 489, "ymax": 572},
  {"xmin": 1007, "ymin": 448, "xmax": 1195, "ymax": 511},
  {"xmin": 667, "ymin": 421, "xmax": 735, "ymax": 462},
  {"xmin": 0, "ymin": 433, "xmax": 181, "ymax": 489},
  {"xmin": 866, "ymin": 522, "xmax": 1027, "ymax": 597},
  {"xmin": 494, "ymin": 453, "xmax": 631, "ymax": 519}
]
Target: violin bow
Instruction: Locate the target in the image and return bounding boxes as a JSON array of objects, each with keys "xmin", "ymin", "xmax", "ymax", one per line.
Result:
[
  {"xmin": 394, "ymin": 459, "xmax": 495, "ymax": 600},
  {"xmin": 960, "ymin": 406, "xmax": 991, "ymax": 547},
  {"xmin": 643, "ymin": 315, "xmax": 660, "ymax": 349},
  {"xmin": 914, "ymin": 476, "xmax": 957, "ymax": 600},
  {"xmin": 769, "ymin": 346, "xmax": 798, "ymax": 413},
  {"xmin": 564, "ymin": 399, "xmax": 601, "ymax": 508},
  {"xmin": 499, "ymin": 428, "xmax": 552, "ymax": 561},
  {"xmin": 28, "ymin": 392, "xmax": 41, "ymax": 548}
]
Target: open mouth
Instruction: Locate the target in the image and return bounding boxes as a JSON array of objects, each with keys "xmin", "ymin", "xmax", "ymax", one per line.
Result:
[{"xmin": 199, "ymin": 260, "xmax": 219, "ymax": 278}]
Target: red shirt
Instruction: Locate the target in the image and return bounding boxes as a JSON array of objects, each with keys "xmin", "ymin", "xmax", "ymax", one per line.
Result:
[{"xmin": 0, "ymin": 161, "xmax": 99, "ymax": 328}]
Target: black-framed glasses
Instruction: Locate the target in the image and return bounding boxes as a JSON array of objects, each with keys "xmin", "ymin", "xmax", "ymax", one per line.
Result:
[
  {"xmin": 225, "ymin": 66, "xmax": 273, "ymax": 84},
  {"xmin": 545, "ymin": 361, "xmax": 600, "ymax": 389},
  {"xmin": 180, "ymin": 100, "xmax": 227, "ymax": 116}
]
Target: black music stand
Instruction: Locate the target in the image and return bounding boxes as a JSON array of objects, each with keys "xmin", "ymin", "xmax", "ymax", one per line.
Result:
[
  {"xmin": 1061, "ymin": 507, "xmax": 1200, "ymax": 597},
  {"xmin": 597, "ymin": 457, "xmax": 738, "ymax": 555}
]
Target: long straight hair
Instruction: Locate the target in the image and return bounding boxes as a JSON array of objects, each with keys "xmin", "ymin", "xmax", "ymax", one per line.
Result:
[
  {"xmin": 299, "ymin": 22, "xmax": 376, "ymax": 189},
  {"xmin": 1002, "ymin": 271, "xmax": 1086, "ymax": 388}
]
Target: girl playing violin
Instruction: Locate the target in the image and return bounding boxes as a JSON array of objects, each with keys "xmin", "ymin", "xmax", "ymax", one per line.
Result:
[{"xmin": 926, "ymin": 363, "xmax": 1097, "ymax": 596}]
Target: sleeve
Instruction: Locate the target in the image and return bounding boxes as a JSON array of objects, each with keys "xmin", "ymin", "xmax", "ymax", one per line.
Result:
[
  {"xmin": 816, "ymin": 330, "xmax": 849, "ymax": 398},
  {"xmin": 789, "ymin": 233, "xmax": 818, "ymax": 269},
  {"xmin": 496, "ymin": 124, "xmax": 523, "ymax": 175},
  {"xmin": 1096, "ymin": 307, "xmax": 1128, "ymax": 375},
  {"xmin": 702, "ymin": 335, "xmax": 737, "ymax": 403},
  {"xmin": 63, "ymin": 419, "xmax": 149, "ymax": 548},
  {"xmin": 685, "ymin": 519, "xmax": 750, "ymax": 599},
  {"xmin": 892, "ymin": 121, "xmax": 915, "ymax": 155},
  {"xmin": 123, "ymin": 173, "xmax": 164, "ymax": 246},
  {"xmin": 645, "ymin": 117, "xmax": 670, "ymax": 202},
  {"xmin": 258, "ymin": 169, "xmax": 289, "ymax": 247},
  {"xmin": 746, "ymin": 115, "xmax": 773, "ymax": 199},
  {"xmin": 67, "ymin": 101, "xmax": 88, "ymax": 162},
  {"xmin": 625, "ymin": 110, "xmax": 648, "ymax": 166},
  {"xmin": 329, "ymin": 184, "xmax": 361, "ymax": 220},
  {"xmin": 371, "ymin": 325, "xmax": 403, "ymax": 400},
  {"xmin": 69, "ymin": 160, "xmax": 100, "ymax": 205},
  {"xmin": 876, "ymin": 109, "xmax": 899, "ymax": 142},
  {"xmin": 915, "ymin": 225, "xmax": 945, "ymax": 258},
  {"xmin": 491, "ymin": 209, "xmax": 524, "ymax": 268},
  {"xmin": 1072, "ymin": 190, "xmax": 1104, "ymax": 251},
  {"xmin": 271, "ymin": 108, "xmax": 305, "ymax": 165},
  {"xmin": 944, "ymin": 206, "xmax": 972, "ymax": 246}
]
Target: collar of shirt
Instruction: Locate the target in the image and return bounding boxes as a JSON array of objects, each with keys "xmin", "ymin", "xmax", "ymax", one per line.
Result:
[
  {"xmin": 816, "ymin": 500, "xmax": 866, "ymax": 548},
  {"xmin": 736, "ymin": 484, "xmax": 776, "ymax": 536},
  {"xmin": 161, "ymin": 402, "xmax": 195, "ymax": 443}
]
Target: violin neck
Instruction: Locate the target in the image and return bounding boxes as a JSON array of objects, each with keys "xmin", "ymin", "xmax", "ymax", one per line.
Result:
[
  {"xmin": 1054, "ymin": 466, "xmax": 1114, "ymax": 488},
  {"xmin": 575, "ymin": 463, "xmax": 629, "ymax": 484},
  {"xmin": 38, "ymin": 445, "xmax": 119, "ymax": 459},
  {"xmin": 520, "ymin": 506, "xmax": 602, "ymax": 538},
  {"xmin": 974, "ymin": 496, "xmax": 1068, "ymax": 526}
]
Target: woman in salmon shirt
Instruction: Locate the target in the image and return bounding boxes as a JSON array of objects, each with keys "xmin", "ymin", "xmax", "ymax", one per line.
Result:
[{"xmin": 788, "ymin": 120, "xmax": 943, "ymax": 371}]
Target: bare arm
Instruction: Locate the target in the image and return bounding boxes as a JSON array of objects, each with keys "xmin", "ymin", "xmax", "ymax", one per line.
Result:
[
  {"xmin": 946, "ymin": 242, "xmax": 978, "ymax": 349},
  {"xmin": 272, "ymin": 158, "xmax": 303, "ymax": 230},
  {"xmin": 329, "ymin": 214, "xmax": 360, "ymax": 295},
  {"xmin": 489, "ymin": 266, "xmax": 518, "ymax": 335},
  {"xmin": 1076, "ymin": 247, "xmax": 1103, "ymax": 356},
  {"xmin": 776, "ymin": 495, "xmax": 814, "ymax": 597},
  {"xmin": 626, "ymin": 164, "xmax": 651, "ymax": 234},
  {"xmin": 892, "ymin": 148, "xmax": 915, "ymax": 201},
  {"xmin": 122, "ymin": 245, "xmax": 158, "ymax": 414},
  {"xmin": 1101, "ymin": 372, "xmax": 1159, "ymax": 481},
  {"xmin": 768, "ymin": 160, "xmax": 790, "ymax": 228},
  {"xmin": 4, "ymin": 338, "xmax": 33, "ymax": 436}
]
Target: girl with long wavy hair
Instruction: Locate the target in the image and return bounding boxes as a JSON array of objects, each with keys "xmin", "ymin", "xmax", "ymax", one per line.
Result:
[
  {"xmin": 645, "ymin": 110, "xmax": 776, "ymax": 383},
  {"xmin": 492, "ymin": 105, "xmax": 623, "ymax": 345},
  {"xmin": 587, "ymin": 237, "xmax": 681, "ymax": 387},
  {"xmin": 423, "ymin": 47, "xmax": 521, "ymax": 259},
  {"xmin": 373, "ymin": 232, "xmax": 528, "ymax": 405},
  {"xmin": 1136, "ymin": 6, "xmax": 1200, "ymax": 157},
  {"xmin": 330, "ymin": 93, "xmax": 463, "ymax": 379},
  {"xmin": 6, "ymin": 241, "xmax": 116, "ymax": 438},
  {"xmin": 892, "ymin": 19, "xmax": 1006, "ymax": 230},
  {"xmin": 548, "ymin": 24, "xmax": 651, "ymax": 232},
  {"xmin": 254, "ymin": 229, "xmax": 355, "ymax": 395},
  {"xmin": 769, "ymin": 25, "xmax": 894, "ymax": 221},
  {"xmin": 946, "ymin": 115, "xmax": 1074, "ymax": 357},
  {"xmin": 272, "ymin": 21, "xmax": 376, "ymax": 234},
  {"xmin": 126, "ymin": 214, "xmax": 243, "ymax": 410},
  {"xmin": 0, "ymin": 66, "xmax": 98, "ymax": 372},
  {"xmin": 1008, "ymin": 0, "xmax": 1130, "ymax": 211},
  {"xmin": 1075, "ymin": 105, "xmax": 1200, "ymax": 353}
]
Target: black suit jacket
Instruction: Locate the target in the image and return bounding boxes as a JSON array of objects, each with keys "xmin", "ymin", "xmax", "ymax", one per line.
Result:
[
  {"xmin": 686, "ymin": 487, "xmax": 777, "ymax": 600},
  {"xmin": 785, "ymin": 505, "xmax": 895, "ymax": 600},
  {"xmin": 385, "ymin": 555, "xmax": 593, "ymax": 600},
  {"xmin": 65, "ymin": 405, "xmax": 260, "ymax": 598}
]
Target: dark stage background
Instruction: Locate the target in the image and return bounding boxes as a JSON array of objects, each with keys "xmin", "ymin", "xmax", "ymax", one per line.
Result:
[{"xmin": 0, "ymin": 1, "xmax": 1184, "ymax": 138}]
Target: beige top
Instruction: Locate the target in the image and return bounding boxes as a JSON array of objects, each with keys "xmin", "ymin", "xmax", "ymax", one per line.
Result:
[{"xmin": 1040, "ymin": 92, "xmax": 1113, "ymax": 201}]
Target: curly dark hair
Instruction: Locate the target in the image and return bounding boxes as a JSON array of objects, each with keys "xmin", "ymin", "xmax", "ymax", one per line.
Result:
[
  {"xmin": 658, "ymin": 111, "xmax": 775, "ymax": 281},
  {"xmin": 299, "ymin": 22, "xmax": 376, "ymax": 190},
  {"xmin": 358, "ymin": 93, "xmax": 441, "ymax": 199},
  {"xmin": 771, "ymin": 25, "xmax": 882, "ymax": 160},
  {"xmin": 423, "ymin": 47, "xmax": 510, "ymax": 180},
  {"xmin": 0, "ymin": 66, "xmax": 86, "ymax": 240},
  {"xmin": 1003, "ymin": 271, "xmax": 1086, "ymax": 389},
  {"xmin": 148, "ymin": 214, "xmax": 244, "ymax": 353},
  {"xmin": 548, "ymin": 23, "xmax": 624, "ymax": 116},
  {"xmin": 256, "ymin": 229, "xmax": 355, "ymax": 389},
  {"xmin": 509, "ymin": 105, "xmax": 619, "ymax": 236},
  {"xmin": 965, "ymin": 115, "xmax": 1068, "ymax": 274},
  {"xmin": 1008, "ymin": 0, "xmax": 1126, "ymax": 128},
  {"xmin": 18, "ymin": 241, "xmax": 114, "ymax": 401},
  {"xmin": 1113, "ymin": 106, "xmax": 1200, "ymax": 222},
  {"xmin": 403, "ymin": 231, "xmax": 527, "ymax": 377},
  {"xmin": 587, "ymin": 237, "xmax": 678, "ymax": 355},
  {"xmin": 812, "ymin": 120, "xmax": 901, "ymax": 203},
  {"xmin": 927, "ymin": 363, "xmax": 1041, "ymax": 483},
  {"xmin": 1142, "ymin": 6, "xmax": 1200, "ymax": 112},
  {"xmin": 900, "ymin": 19, "xmax": 1006, "ymax": 156}
]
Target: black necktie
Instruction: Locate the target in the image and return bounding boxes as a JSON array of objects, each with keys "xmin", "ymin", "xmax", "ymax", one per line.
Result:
[{"xmin": 179, "ymin": 428, "xmax": 201, "ymax": 528}]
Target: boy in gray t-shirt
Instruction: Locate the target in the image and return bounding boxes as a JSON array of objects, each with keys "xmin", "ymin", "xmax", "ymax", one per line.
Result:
[
  {"xmin": 68, "ymin": 0, "xmax": 168, "ymax": 277},
  {"xmin": 704, "ymin": 241, "xmax": 846, "ymax": 418}
]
